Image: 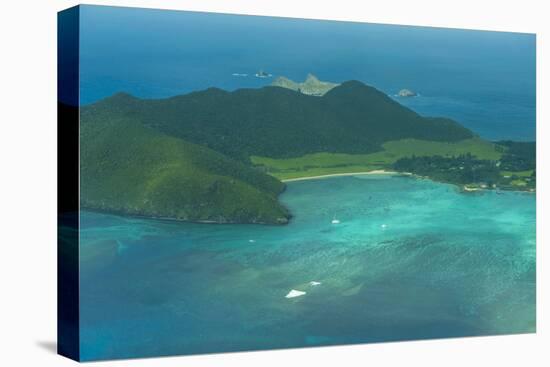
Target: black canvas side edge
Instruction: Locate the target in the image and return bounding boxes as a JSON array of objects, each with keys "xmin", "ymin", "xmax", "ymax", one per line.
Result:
[{"xmin": 57, "ymin": 5, "xmax": 80, "ymax": 362}]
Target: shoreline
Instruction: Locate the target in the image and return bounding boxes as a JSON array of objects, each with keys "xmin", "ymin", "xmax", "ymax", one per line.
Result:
[
  {"xmin": 80, "ymin": 207, "xmax": 289, "ymax": 226},
  {"xmin": 280, "ymin": 170, "xmax": 535, "ymax": 194},
  {"xmin": 281, "ymin": 170, "xmax": 407, "ymax": 182},
  {"xmin": 82, "ymin": 170, "xmax": 535, "ymax": 225}
]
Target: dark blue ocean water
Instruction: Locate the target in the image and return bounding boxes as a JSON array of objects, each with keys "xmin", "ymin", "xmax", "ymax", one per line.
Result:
[
  {"xmin": 79, "ymin": 5, "xmax": 536, "ymax": 141},
  {"xmin": 79, "ymin": 175, "xmax": 535, "ymax": 361}
]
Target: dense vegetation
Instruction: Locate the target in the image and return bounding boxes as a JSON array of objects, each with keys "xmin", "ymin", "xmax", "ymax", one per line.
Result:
[
  {"xmin": 394, "ymin": 154, "xmax": 500, "ymax": 185},
  {"xmin": 393, "ymin": 146, "xmax": 536, "ymax": 191},
  {"xmin": 88, "ymin": 81, "xmax": 474, "ymax": 161},
  {"xmin": 496, "ymin": 141, "xmax": 536, "ymax": 171},
  {"xmin": 80, "ymin": 109, "xmax": 290, "ymax": 224}
]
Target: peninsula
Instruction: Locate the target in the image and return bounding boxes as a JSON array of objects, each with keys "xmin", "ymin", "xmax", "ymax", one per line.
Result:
[{"xmin": 80, "ymin": 80, "xmax": 535, "ymax": 224}]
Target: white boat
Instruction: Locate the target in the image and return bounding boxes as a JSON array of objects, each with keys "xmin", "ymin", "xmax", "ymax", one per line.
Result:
[
  {"xmin": 331, "ymin": 218, "xmax": 340, "ymax": 224},
  {"xmin": 309, "ymin": 281, "xmax": 322, "ymax": 286}
]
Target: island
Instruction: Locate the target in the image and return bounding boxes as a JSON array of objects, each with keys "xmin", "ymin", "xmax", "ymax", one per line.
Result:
[
  {"xmin": 80, "ymin": 79, "xmax": 535, "ymax": 225},
  {"xmin": 255, "ymin": 69, "xmax": 272, "ymax": 78},
  {"xmin": 271, "ymin": 74, "xmax": 339, "ymax": 96}
]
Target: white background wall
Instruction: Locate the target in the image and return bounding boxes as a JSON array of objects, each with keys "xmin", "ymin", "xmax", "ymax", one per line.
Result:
[{"xmin": 0, "ymin": 0, "xmax": 548, "ymax": 366}]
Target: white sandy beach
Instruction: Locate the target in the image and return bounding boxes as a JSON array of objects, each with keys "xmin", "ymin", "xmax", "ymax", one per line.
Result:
[{"xmin": 281, "ymin": 170, "xmax": 406, "ymax": 182}]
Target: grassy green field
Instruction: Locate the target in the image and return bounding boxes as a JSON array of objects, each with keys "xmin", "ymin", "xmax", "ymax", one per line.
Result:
[{"xmin": 251, "ymin": 138, "xmax": 503, "ymax": 180}]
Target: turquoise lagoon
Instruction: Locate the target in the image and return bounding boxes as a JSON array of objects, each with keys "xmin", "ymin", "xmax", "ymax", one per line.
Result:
[{"xmin": 79, "ymin": 174, "xmax": 536, "ymax": 360}]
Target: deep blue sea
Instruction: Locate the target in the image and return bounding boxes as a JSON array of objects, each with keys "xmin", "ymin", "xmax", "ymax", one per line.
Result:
[
  {"xmin": 79, "ymin": 175, "xmax": 535, "ymax": 361},
  {"xmin": 79, "ymin": 5, "xmax": 536, "ymax": 141}
]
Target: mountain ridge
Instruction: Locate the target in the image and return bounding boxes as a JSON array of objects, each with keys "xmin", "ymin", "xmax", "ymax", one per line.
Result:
[{"xmin": 88, "ymin": 80, "xmax": 474, "ymax": 162}]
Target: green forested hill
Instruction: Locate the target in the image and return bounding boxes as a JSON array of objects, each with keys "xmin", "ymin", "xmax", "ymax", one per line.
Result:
[
  {"xmin": 86, "ymin": 81, "xmax": 474, "ymax": 161},
  {"xmin": 79, "ymin": 109, "xmax": 290, "ymax": 224}
]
